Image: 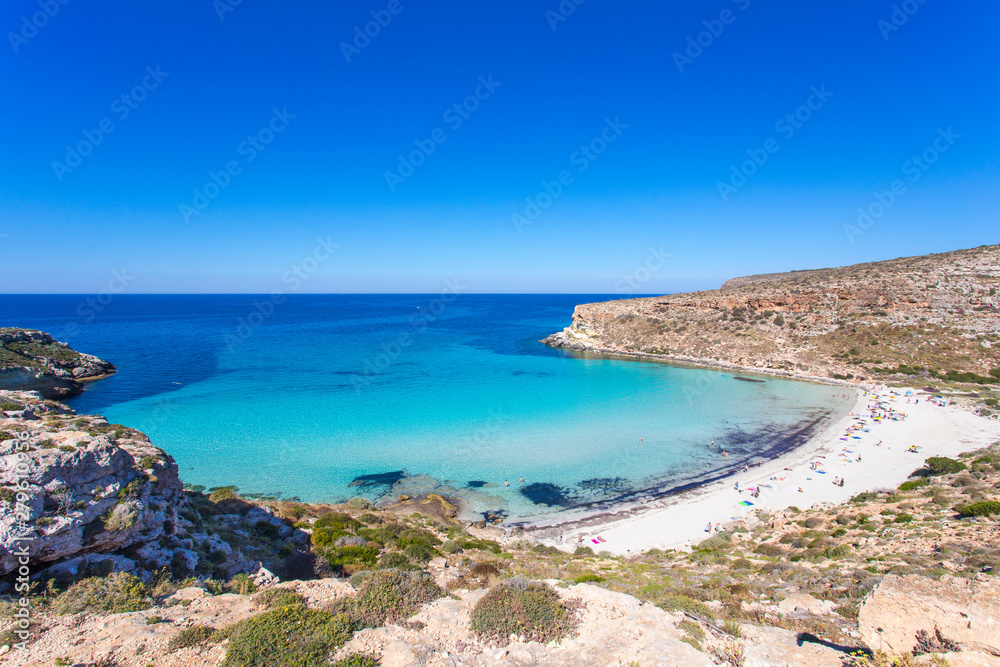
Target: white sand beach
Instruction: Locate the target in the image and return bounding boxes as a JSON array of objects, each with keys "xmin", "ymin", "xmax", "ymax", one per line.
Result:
[{"xmin": 550, "ymin": 387, "xmax": 1000, "ymax": 555}]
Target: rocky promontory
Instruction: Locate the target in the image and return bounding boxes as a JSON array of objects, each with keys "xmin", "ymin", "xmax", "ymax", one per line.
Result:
[
  {"xmin": 544, "ymin": 244, "xmax": 1000, "ymax": 396},
  {"xmin": 0, "ymin": 390, "xmax": 278, "ymax": 584},
  {"xmin": 0, "ymin": 328, "xmax": 116, "ymax": 399}
]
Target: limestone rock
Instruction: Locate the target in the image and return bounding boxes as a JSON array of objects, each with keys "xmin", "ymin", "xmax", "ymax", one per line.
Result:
[
  {"xmin": 858, "ymin": 574, "xmax": 1000, "ymax": 656},
  {"xmin": 0, "ymin": 329, "xmax": 115, "ymax": 398}
]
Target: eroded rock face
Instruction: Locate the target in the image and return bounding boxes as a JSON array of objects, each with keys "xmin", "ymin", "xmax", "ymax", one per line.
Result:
[
  {"xmin": 858, "ymin": 574, "xmax": 1000, "ymax": 657},
  {"xmin": 543, "ymin": 244, "xmax": 1000, "ymax": 382},
  {"xmin": 0, "ymin": 391, "xmax": 184, "ymax": 576},
  {"xmin": 0, "ymin": 391, "xmax": 257, "ymax": 584},
  {"xmin": 0, "ymin": 329, "xmax": 115, "ymax": 398}
]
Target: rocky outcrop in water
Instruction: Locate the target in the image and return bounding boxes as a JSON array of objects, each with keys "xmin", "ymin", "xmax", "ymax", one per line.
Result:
[{"xmin": 0, "ymin": 328, "xmax": 115, "ymax": 398}]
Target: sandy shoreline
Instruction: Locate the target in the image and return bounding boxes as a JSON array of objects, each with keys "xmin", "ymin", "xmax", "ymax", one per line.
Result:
[{"xmin": 528, "ymin": 386, "xmax": 1000, "ymax": 555}]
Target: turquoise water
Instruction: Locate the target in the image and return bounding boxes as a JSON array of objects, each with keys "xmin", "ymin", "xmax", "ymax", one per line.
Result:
[{"xmin": 1, "ymin": 295, "xmax": 848, "ymax": 522}]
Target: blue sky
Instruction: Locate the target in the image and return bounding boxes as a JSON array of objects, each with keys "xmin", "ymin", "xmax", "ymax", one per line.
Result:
[{"xmin": 1, "ymin": 0, "xmax": 997, "ymax": 294}]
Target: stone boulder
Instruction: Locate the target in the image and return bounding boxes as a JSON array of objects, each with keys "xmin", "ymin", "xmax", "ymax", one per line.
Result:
[{"xmin": 859, "ymin": 574, "xmax": 1000, "ymax": 657}]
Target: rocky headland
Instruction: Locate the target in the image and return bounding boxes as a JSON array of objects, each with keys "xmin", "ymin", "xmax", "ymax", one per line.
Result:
[
  {"xmin": 544, "ymin": 244, "xmax": 1000, "ymax": 402},
  {"xmin": 0, "ymin": 329, "xmax": 116, "ymax": 399}
]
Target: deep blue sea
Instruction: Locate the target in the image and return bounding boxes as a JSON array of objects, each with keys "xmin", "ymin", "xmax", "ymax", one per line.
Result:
[{"xmin": 0, "ymin": 295, "xmax": 849, "ymax": 522}]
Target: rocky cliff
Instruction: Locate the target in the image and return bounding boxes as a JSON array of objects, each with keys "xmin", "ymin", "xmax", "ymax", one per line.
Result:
[
  {"xmin": 0, "ymin": 390, "xmax": 275, "ymax": 584},
  {"xmin": 0, "ymin": 329, "xmax": 115, "ymax": 398},
  {"xmin": 544, "ymin": 244, "xmax": 1000, "ymax": 389}
]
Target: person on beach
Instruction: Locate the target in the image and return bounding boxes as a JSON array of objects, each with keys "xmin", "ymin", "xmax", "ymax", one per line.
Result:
[
  {"xmin": 723, "ymin": 451, "xmax": 728, "ymax": 459},
  {"xmin": 705, "ymin": 523, "xmax": 712, "ymax": 533}
]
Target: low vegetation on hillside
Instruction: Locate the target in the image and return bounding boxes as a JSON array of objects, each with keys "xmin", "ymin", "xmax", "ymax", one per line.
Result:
[{"xmin": 3, "ymin": 441, "xmax": 996, "ymax": 665}]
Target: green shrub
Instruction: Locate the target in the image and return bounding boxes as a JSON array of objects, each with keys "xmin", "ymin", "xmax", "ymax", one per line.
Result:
[
  {"xmin": 898, "ymin": 479, "xmax": 929, "ymax": 491},
  {"xmin": 957, "ymin": 501, "xmax": 1000, "ymax": 517},
  {"xmin": 229, "ymin": 573, "xmax": 258, "ymax": 595},
  {"xmin": 314, "ymin": 512, "xmax": 362, "ymax": 532},
  {"xmin": 894, "ymin": 514, "xmax": 914, "ymax": 524},
  {"xmin": 924, "ymin": 457, "xmax": 966, "ymax": 476},
  {"xmin": 441, "ymin": 539, "xmax": 460, "ymax": 554},
  {"xmin": 334, "ymin": 654, "xmax": 380, "ymax": 667},
  {"xmin": 402, "ymin": 542, "xmax": 438, "ymax": 563},
  {"xmin": 54, "ymin": 572, "xmax": 152, "ymax": 615},
  {"xmin": 167, "ymin": 625, "xmax": 217, "ymax": 652},
  {"xmin": 254, "ymin": 588, "xmax": 306, "ymax": 609},
  {"xmin": 572, "ymin": 573, "xmax": 605, "ymax": 584},
  {"xmin": 347, "ymin": 497, "xmax": 373, "ymax": 510},
  {"xmin": 322, "ymin": 545, "xmax": 380, "ymax": 574},
  {"xmin": 311, "ymin": 528, "xmax": 346, "ymax": 547},
  {"xmin": 221, "ymin": 605, "xmax": 355, "ymax": 667},
  {"xmin": 573, "ymin": 545, "xmax": 594, "ymax": 557},
  {"xmin": 469, "ymin": 579, "xmax": 574, "ymax": 645},
  {"xmin": 349, "ymin": 568, "xmax": 443, "ymax": 627},
  {"xmin": 657, "ymin": 594, "xmax": 715, "ymax": 620},
  {"xmin": 252, "ymin": 521, "xmax": 281, "ymax": 540},
  {"xmin": 455, "ymin": 537, "xmax": 502, "ymax": 554},
  {"xmin": 357, "ymin": 513, "xmax": 381, "ymax": 525},
  {"xmin": 209, "ymin": 488, "xmax": 238, "ymax": 502},
  {"xmin": 753, "ymin": 543, "xmax": 784, "ymax": 557},
  {"xmin": 375, "ymin": 551, "xmax": 417, "ymax": 571}
]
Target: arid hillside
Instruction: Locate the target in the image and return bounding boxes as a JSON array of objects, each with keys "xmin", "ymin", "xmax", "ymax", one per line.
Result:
[{"xmin": 545, "ymin": 244, "xmax": 1000, "ymax": 393}]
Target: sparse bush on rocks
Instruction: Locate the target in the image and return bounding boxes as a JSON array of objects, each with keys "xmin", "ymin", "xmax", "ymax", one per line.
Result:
[
  {"xmin": 254, "ymin": 587, "xmax": 306, "ymax": 609},
  {"xmin": 53, "ymin": 572, "xmax": 152, "ymax": 615},
  {"xmin": 350, "ymin": 568, "xmax": 443, "ymax": 627},
  {"xmin": 221, "ymin": 605, "xmax": 355, "ymax": 667},
  {"xmin": 922, "ymin": 457, "xmax": 966, "ymax": 476},
  {"xmin": 167, "ymin": 624, "xmax": 217, "ymax": 652},
  {"xmin": 469, "ymin": 578, "xmax": 574, "ymax": 645},
  {"xmin": 958, "ymin": 500, "xmax": 1000, "ymax": 516}
]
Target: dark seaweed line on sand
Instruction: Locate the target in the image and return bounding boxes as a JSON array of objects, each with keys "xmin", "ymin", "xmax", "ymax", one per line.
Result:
[{"xmin": 510, "ymin": 412, "xmax": 833, "ymax": 528}]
